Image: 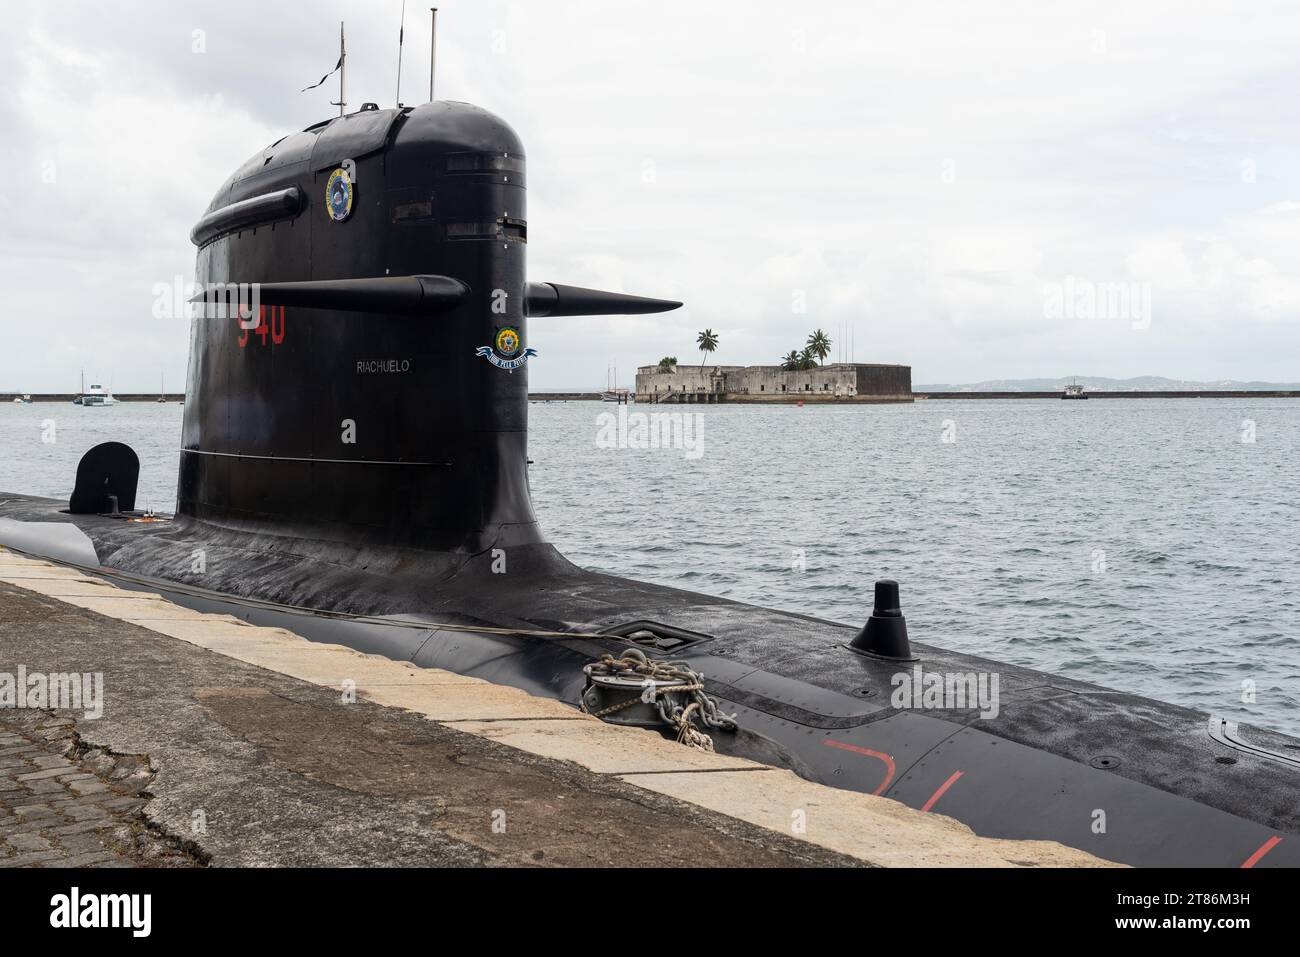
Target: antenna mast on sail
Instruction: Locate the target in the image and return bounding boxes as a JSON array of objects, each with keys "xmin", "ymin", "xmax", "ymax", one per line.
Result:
[
  {"xmin": 395, "ymin": 0, "xmax": 407, "ymax": 107},
  {"xmin": 329, "ymin": 22, "xmax": 347, "ymax": 116},
  {"xmin": 429, "ymin": 7, "xmax": 438, "ymax": 101}
]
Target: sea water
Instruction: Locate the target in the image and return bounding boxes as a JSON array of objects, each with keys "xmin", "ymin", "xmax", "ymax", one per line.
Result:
[{"xmin": 3, "ymin": 398, "xmax": 1297, "ymax": 735}]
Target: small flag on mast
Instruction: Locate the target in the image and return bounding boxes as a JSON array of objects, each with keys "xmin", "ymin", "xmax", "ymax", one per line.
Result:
[{"xmin": 301, "ymin": 56, "xmax": 343, "ymax": 92}]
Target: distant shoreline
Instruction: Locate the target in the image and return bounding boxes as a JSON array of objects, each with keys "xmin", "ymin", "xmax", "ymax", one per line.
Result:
[
  {"xmin": 522, "ymin": 390, "xmax": 1300, "ymax": 403},
  {"xmin": 7, "ymin": 390, "xmax": 1297, "ymax": 404},
  {"xmin": 523, "ymin": 390, "xmax": 1300, "ymax": 403},
  {"xmin": 2, "ymin": 394, "xmax": 186, "ymax": 403},
  {"xmin": 915, "ymin": 390, "xmax": 1300, "ymax": 400}
]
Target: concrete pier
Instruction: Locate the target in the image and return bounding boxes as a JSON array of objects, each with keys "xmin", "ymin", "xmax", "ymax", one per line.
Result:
[{"xmin": 0, "ymin": 548, "xmax": 1114, "ymax": 868}]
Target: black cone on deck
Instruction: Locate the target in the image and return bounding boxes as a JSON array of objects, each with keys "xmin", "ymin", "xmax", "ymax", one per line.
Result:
[{"xmin": 850, "ymin": 579, "xmax": 917, "ymax": 661}]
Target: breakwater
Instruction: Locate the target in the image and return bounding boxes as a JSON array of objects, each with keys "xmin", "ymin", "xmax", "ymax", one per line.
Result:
[
  {"xmin": 915, "ymin": 391, "xmax": 1300, "ymax": 400},
  {"xmin": 1, "ymin": 394, "xmax": 186, "ymax": 403}
]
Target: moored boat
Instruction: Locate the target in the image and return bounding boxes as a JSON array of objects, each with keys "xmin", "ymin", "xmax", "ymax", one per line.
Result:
[{"xmin": 80, "ymin": 383, "xmax": 118, "ymax": 407}]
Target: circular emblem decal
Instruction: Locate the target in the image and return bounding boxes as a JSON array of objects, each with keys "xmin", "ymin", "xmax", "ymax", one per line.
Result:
[
  {"xmin": 325, "ymin": 168, "xmax": 354, "ymax": 222},
  {"xmin": 476, "ymin": 325, "xmax": 536, "ymax": 372},
  {"xmin": 495, "ymin": 327, "xmax": 521, "ymax": 357}
]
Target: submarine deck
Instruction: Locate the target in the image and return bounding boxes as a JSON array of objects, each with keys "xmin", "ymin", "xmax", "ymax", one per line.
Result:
[
  {"xmin": 0, "ymin": 552, "xmax": 1108, "ymax": 867},
  {"xmin": 1, "ymin": 492, "xmax": 1297, "ymax": 866}
]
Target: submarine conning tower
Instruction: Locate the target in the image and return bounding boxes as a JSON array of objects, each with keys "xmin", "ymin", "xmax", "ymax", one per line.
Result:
[{"xmin": 182, "ymin": 100, "xmax": 679, "ymax": 555}]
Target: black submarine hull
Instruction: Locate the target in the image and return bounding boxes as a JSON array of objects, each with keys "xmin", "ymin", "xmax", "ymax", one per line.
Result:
[
  {"xmin": 4, "ymin": 97, "xmax": 1295, "ymax": 868},
  {"xmin": 1, "ymin": 496, "xmax": 1297, "ymax": 868}
]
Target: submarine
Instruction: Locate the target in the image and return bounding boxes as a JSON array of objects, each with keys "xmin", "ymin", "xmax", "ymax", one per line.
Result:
[{"xmin": 2, "ymin": 94, "xmax": 1298, "ymax": 869}]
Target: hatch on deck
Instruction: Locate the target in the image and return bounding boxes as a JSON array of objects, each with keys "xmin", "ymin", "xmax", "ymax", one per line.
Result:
[{"xmin": 604, "ymin": 620, "xmax": 712, "ymax": 652}]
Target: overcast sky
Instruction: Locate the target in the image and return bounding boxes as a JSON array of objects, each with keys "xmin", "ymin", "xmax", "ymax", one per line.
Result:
[{"xmin": 3, "ymin": 0, "xmax": 1300, "ymax": 391}]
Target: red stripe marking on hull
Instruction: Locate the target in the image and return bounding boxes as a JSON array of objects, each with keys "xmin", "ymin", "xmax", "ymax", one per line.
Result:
[
  {"xmin": 823, "ymin": 739, "xmax": 896, "ymax": 795},
  {"xmin": 920, "ymin": 770, "xmax": 964, "ymax": 813},
  {"xmin": 1241, "ymin": 835, "xmax": 1282, "ymax": 869}
]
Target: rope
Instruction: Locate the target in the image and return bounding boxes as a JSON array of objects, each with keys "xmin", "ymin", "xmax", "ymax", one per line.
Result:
[
  {"xmin": 3, "ymin": 544, "xmax": 742, "ymax": 750},
  {"xmin": 581, "ymin": 649, "xmax": 738, "ymax": 752}
]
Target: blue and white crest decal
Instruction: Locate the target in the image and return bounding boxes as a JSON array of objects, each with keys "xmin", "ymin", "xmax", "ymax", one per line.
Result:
[
  {"xmin": 476, "ymin": 325, "xmax": 537, "ymax": 372},
  {"xmin": 325, "ymin": 167, "xmax": 354, "ymax": 222}
]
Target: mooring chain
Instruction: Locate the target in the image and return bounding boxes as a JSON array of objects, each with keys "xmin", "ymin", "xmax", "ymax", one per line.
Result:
[{"xmin": 582, "ymin": 649, "xmax": 739, "ymax": 752}]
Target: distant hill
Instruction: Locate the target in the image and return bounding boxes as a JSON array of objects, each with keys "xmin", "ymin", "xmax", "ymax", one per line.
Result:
[{"xmin": 915, "ymin": 376, "xmax": 1300, "ymax": 392}]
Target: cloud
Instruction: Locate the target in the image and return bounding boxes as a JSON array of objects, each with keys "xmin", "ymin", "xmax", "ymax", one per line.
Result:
[
  {"xmin": 1126, "ymin": 202, "xmax": 1300, "ymax": 322},
  {"xmin": 3, "ymin": 0, "xmax": 1300, "ymax": 391}
]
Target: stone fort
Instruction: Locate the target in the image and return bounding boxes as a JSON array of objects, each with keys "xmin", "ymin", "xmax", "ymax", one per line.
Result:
[{"xmin": 634, "ymin": 363, "xmax": 913, "ymax": 403}]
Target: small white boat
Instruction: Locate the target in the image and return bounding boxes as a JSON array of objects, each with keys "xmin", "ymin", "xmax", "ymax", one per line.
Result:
[
  {"xmin": 81, "ymin": 383, "xmax": 118, "ymax": 407},
  {"xmin": 1062, "ymin": 380, "xmax": 1088, "ymax": 400}
]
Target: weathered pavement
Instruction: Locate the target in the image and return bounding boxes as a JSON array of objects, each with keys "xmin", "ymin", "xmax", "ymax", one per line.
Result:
[
  {"xmin": 0, "ymin": 711, "xmax": 198, "ymax": 868},
  {"xmin": 0, "ymin": 549, "xmax": 1117, "ymax": 868},
  {"xmin": 0, "ymin": 582, "xmax": 854, "ymax": 867}
]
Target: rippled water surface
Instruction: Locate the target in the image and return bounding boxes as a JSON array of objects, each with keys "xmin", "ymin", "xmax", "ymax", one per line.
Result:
[{"xmin": 3, "ymin": 398, "xmax": 1298, "ymax": 735}]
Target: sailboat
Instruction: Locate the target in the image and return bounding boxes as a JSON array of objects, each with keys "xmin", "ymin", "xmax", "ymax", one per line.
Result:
[{"xmin": 601, "ymin": 365, "xmax": 632, "ymax": 403}]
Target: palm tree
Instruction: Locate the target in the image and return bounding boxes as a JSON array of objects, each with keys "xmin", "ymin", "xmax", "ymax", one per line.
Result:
[
  {"xmin": 806, "ymin": 329, "xmax": 832, "ymax": 365},
  {"xmin": 780, "ymin": 350, "xmax": 801, "ymax": 371},
  {"xmin": 798, "ymin": 348, "xmax": 818, "ymax": 371},
  {"xmin": 697, "ymin": 329, "xmax": 719, "ymax": 366}
]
